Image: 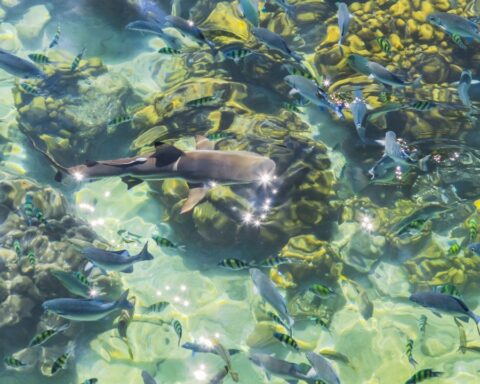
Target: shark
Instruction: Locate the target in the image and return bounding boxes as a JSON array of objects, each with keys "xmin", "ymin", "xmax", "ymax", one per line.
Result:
[{"xmin": 27, "ymin": 135, "xmax": 276, "ymax": 214}]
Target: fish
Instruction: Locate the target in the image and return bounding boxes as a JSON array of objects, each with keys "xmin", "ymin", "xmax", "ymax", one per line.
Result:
[
  {"xmin": 427, "ymin": 12, "xmax": 480, "ymax": 42},
  {"xmin": 28, "ymin": 323, "xmax": 70, "ymax": 347},
  {"xmin": 34, "ymin": 207, "xmax": 47, "ymax": 224},
  {"xmin": 458, "ymin": 69, "xmax": 473, "ymax": 109},
  {"xmin": 369, "ymin": 131, "xmax": 412, "ymax": 178},
  {"xmin": 107, "ymin": 115, "xmax": 132, "ymax": 127},
  {"xmin": 213, "ymin": 341, "xmax": 240, "ymax": 382},
  {"xmin": 451, "ymin": 33, "xmax": 467, "ymax": 48},
  {"xmin": 163, "ymin": 15, "xmax": 216, "ymax": 52},
  {"xmin": 308, "ymin": 284, "xmax": 335, "ymax": 298},
  {"xmin": 0, "ymin": 49, "xmax": 45, "ymax": 78},
  {"xmin": 252, "ymin": 27, "xmax": 302, "ymax": 62},
  {"xmin": 219, "ymin": 46, "xmax": 253, "ymax": 63},
  {"xmin": 249, "ymin": 353, "xmax": 312, "ymax": 382},
  {"xmin": 49, "ymin": 25, "xmax": 61, "ymax": 49},
  {"xmin": 81, "ymin": 379, "xmax": 98, "ymax": 384},
  {"xmin": 319, "ymin": 349, "xmax": 353, "ymax": 368},
  {"xmin": 467, "ymin": 242, "xmax": 480, "ymax": 255},
  {"xmin": 347, "ymin": 54, "xmax": 371, "ymax": 76},
  {"xmin": 406, "ymin": 101, "xmax": 437, "ymax": 111},
  {"xmin": 29, "ymin": 137, "xmax": 276, "ymax": 215},
  {"xmin": 208, "ymin": 366, "xmax": 229, "ymax": 384},
  {"xmin": 310, "ymin": 316, "xmax": 330, "ymax": 332},
  {"xmin": 71, "ymin": 48, "xmax": 86, "ymax": 72},
  {"xmin": 51, "ymin": 343, "xmax": 74, "ymax": 375},
  {"xmin": 367, "ymin": 60, "xmax": 421, "ymax": 89},
  {"xmin": 350, "ymin": 89, "xmax": 367, "ymax": 143},
  {"xmin": 405, "ymin": 339, "xmax": 417, "ymax": 367},
  {"xmin": 52, "ymin": 270, "xmax": 92, "ymax": 298},
  {"xmin": 266, "ymin": 311, "xmax": 291, "ymax": 333},
  {"xmin": 142, "ymin": 371, "xmax": 158, "ymax": 384},
  {"xmin": 238, "ymin": 0, "xmax": 259, "ymax": 27},
  {"xmin": 14, "ymin": 240, "xmax": 22, "ymax": 259},
  {"xmin": 144, "ymin": 301, "xmax": 169, "ymax": 313},
  {"xmin": 116, "ymin": 307, "xmax": 134, "ymax": 359},
  {"xmin": 20, "ymin": 82, "xmax": 45, "ymax": 96},
  {"xmin": 27, "ymin": 251, "xmax": 36, "ymax": 268},
  {"xmin": 186, "ymin": 90, "xmax": 224, "ymax": 107},
  {"xmin": 172, "ymin": 319, "xmax": 182, "ymax": 346},
  {"xmin": 126, "ymin": 20, "xmax": 182, "ymax": 50},
  {"xmin": 273, "ymin": 332, "xmax": 299, "ymax": 351},
  {"xmin": 117, "ymin": 229, "xmax": 142, "ymax": 244},
  {"xmin": 4, "ymin": 356, "xmax": 27, "ymax": 369},
  {"xmin": 23, "ymin": 194, "xmax": 34, "ymax": 224},
  {"xmin": 337, "ymin": 2, "xmax": 353, "ymax": 54},
  {"xmin": 282, "ymin": 101, "xmax": 304, "ymax": 113},
  {"xmin": 284, "ymin": 75, "xmax": 345, "ymax": 119},
  {"xmin": 263, "ymin": 0, "xmax": 296, "ymax": 18},
  {"xmin": 206, "ymin": 131, "xmax": 232, "ymax": 141},
  {"xmin": 28, "ymin": 53, "xmax": 52, "ymax": 64},
  {"xmin": 418, "ymin": 315, "xmax": 428, "ymax": 336},
  {"xmin": 282, "ymin": 63, "xmax": 316, "ymax": 81},
  {"xmin": 152, "ymin": 235, "xmax": 183, "ymax": 249},
  {"xmin": 249, "ymin": 268, "xmax": 294, "ymax": 327},
  {"xmin": 80, "ymin": 242, "xmax": 153, "ymax": 274},
  {"xmin": 376, "ymin": 36, "xmax": 391, "ymax": 55},
  {"xmin": 305, "ymin": 351, "xmax": 341, "ymax": 384},
  {"xmin": 182, "ymin": 341, "xmax": 240, "ymax": 357},
  {"xmin": 217, "ymin": 258, "xmax": 252, "ymax": 270},
  {"xmin": 454, "ymin": 317, "xmax": 467, "ymax": 353},
  {"xmin": 158, "ymin": 47, "xmax": 182, "ymax": 54},
  {"xmin": 448, "ymin": 241, "xmax": 461, "ymax": 255},
  {"xmin": 468, "ymin": 218, "xmax": 478, "ymax": 241},
  {"xmin": 404, "ymin": 368, "xmax": 443, "ymax": 384},
  {"xmin": 259, "ymin": 256, "xmax": 297, "ymax": 267},
  {"xmin": 409, "ymin": 291, "xmax": 480, "ymax": 334},
  {"xmin": 42, "ymin": 289, "xmax": 132, "ymax": 321}
]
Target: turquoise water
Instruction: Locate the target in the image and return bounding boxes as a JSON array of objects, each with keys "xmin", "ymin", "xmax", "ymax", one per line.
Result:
[{"xmin": 1, "ymin": 0, "xmax": 480, "ymax": 383}]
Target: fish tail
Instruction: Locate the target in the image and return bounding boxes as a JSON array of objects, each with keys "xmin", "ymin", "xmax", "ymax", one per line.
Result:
[
  {"xmin": 116, "ymin": 289, "xmax": 133, "ymax": 311},
  {"xmin": 230, "ymin": 370, "xmax": 239, "ymax": 382},
  {"xmin": 136, "ymin": 242, "xmax": 154, "ymax": 261},
  {"xmin": 408, "ymin": 357, "xmax": 418, "ymax": 367}
]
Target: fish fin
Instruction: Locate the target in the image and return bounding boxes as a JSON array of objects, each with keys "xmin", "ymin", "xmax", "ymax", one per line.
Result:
[
  {"xmin": 54, "ymin": 171, "xmax": 63, "ymax": 182},
  {"xmin": 180, "ymin": 187, "xmax": 209, "ymax": 214},
  {"xmin": 151, "ymin": 142, "xmax": 184, "ymax": 167},
  {"xmin": 432, "ymin": 311, "xmax": 443, "ymax": 318},
  {"xmin": 228, "ymin": 348, "xmax": 241, "ymax": 355},
  {"xmin": 457, "ymin": 316, "xmax": 470, "ymax": 323},
  {"xmin": 100, "ymin": 158, "xmax": 148, "ymax": 167},
  {"xmin": 135, "ymin": 242, "xmax": 154, "ymax": 261},
  {"xmin": 265, "ymin": 371, "xmax": 271, "ymax": 381},
  {"xmin": 84, "ymin": 262, "xmax": 94, "ymax": 272},
  {"xmin": 116, "ymin": 289, "xmax": 133, "ymax": 310},
  {"xmin": 121, "ymin": 176, "xmax": 144, "ymax": 190},
  {"xmin": 123, "ymin": 265, "xmax": 134, "ymax": 273},
  {"xmin": 85, "ymin": 160, "xmax": 98, "ymax": 167},
  {"xmin": 195, "ymin": 135, "xmax": 215, "ymax": 150}
]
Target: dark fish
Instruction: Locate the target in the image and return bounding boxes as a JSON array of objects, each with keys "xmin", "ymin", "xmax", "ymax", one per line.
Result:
[
  {"xmin": 144, "ymin": 301, "xmax": 169, "ymax": 313},
  {"xmin": 273, "ymin": 332, "xmax": 299, "ymax": 351},
  {"xmin": 49, "ymin": 25, "xmax": 61, "ymax": 49},
  {"xmin": 404, "ymin": 368, "xmax": 442, "ymax": 384},
  {"xmin": 164, "ymin": 15, "xmax": 216, "ymax": 52},
  {"xmin": 405, "ymin": 339, "xmax": 417, "ymax": 367},
  {"xmin": 172, "ymin": 319, "xmax": 182, "ymax": 346},
  {"xmin": 71, "ymin": 48, "xmax": 86, "ymax": 72},
  {"xmin": 29, "ymin": 323, "xmax": 70, "ymax": 347},
  {"xmin": 51, "ymin": 343, "xmax": 74, "ymax": 375},
  {"xmin": 182, "ymin": 341, "xmax": 241, "ymax": 357},
  {"xmin": 107, "ymin": 115, "xmax": 132, "ymax": 127},
  {"xmin": 152, "ymin": 235, "xmax": 182, "ymax": 249},
  {"xmin": 20, "ymin": 82, "xmax": 45, "ymax": 96},
  {"xmin": 23, "ymin": 193, "xmax": 34, "ymax": 224},
  {"xmin": 81, "ymin": 379, "xmax": 98, "ymax": 384},
  {"xmin": 28, "ymin": 53, "xmax": 52, "ymax": 64},
  {"xmin": 308, "ymin": 283, "xmax": 334, "ymax": 297},
  {"xmin": 4, "ymin": 356, "xmax": 27, "ymax": 368},
  {"xmin": 126, "ymin": 20, "xmax": 182, "ymax": 50},
  {"xmin": 218, "ymin": 258, "xmax": 251, "ymax": 270},
  {"xmin": 27, "ymin": 251, "xmax": 35, "ymax": 268},
  {"xmin": 376, "ymin": 36, "xmax": 392, "ymax": 55},
  {"xmin": 451, "ymin": 33, "xmax": 467, "ymax": 48},
  {"xmin": 252, "ymin": 27, "xmax": 302, "ymax": 62},
  {"xmin": 418, "ymin": 315, "xmax": 427, "ymax": 336},
  {"xmin": 0, "ymin": 49, "xmax": 45, "ymax": 78},
  {"xmin": 220, "ymin": 46, "xmax": 252, "ymax": 63},
  {"xmin": 158, "ymin": 47, "xmax": 182, "ymax": 55}
]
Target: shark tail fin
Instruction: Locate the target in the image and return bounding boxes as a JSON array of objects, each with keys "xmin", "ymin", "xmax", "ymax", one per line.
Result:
[{"xmin": 136, "ymin": 242, "xmax": 154, "ymax": 261}]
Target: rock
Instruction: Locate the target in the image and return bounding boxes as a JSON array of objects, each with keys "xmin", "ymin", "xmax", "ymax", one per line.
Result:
[
  {"xmin": 15, "ymin": 5, "xmax": 51, "ymax": 41},
  {"xmin": 0, "ymin": 23, "xmax": 22, "ymax": 51},
  {"xmin": 369, "ymin": 262, "xmax": 411, "ymax": 298},
  {"xmin": 1, "ymin": 0, "xmax": 20, "ymax": 8}
]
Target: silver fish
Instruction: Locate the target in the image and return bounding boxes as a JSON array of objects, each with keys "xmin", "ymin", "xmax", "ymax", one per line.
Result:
[
  {"xmin": 42, "ymin": 290, "xmax": 132, "ymax": 321},
  {"xmin": 428, "ymin": 12, "xmax": 480, "ymax": 41},
  {"xmin": 238, "ymin": 0, "xmax": 259, "ymax": 27},
  {"xmin": 350, "ymin": 89, "xmax": 367, "ymax": 142},
  {"xmin": 125, "ymin": 20, "xmax": 182, "ymax": 50},
  {"xmin": 249, "ymin": 353, "xmax": 312, "ymax": 382},
  {"xmin": 410, "ymin": 291, "xmax": 480, "ymax": 334},
  {"xmin": 163, "ymin": 15, "xmax": 216, "ymax": 51},
  {"xmin": 181, "ymin": 342, "xmax": 241, "ymax": 357},
  {"xmin": 28, "ymin": 136, "xmax": 276, "ymax": 214},
  {"xmin": 337, "ymin": 2, "xmax": 352, "ymax": 54},
  {"xmin": 81, "ymin": 242, "xmax": 153, "ymax": 274},
  {"xmin": 347, "ymin": 54, "xmax": 371, "ymax": 76},
  {"xmin": 367, "ymin": 61, "xmax": 421, "ymax": 89},
  {"xmin": 141, "ymin": 370, "xmax": 157, "ymax": 384},
  {"xmin": 0, "ymin": 49, "xmax": 45, "ymax": 78},
  {"xmin": 458, "ymin": 69, "xmax": 472, "ymax": 109},
  {"xmin": 305, "ymin": 351, "xmax": 341, "ymax": 384},
  {"xmin": 214, "ymin": 342, "xmax": 239, "ymax": 382},
  {"xmin": 208, "ymin": 366, "xmax": 229, "ymax": 384},
  {"xmin": 249, "ymin": 268, "xmax": 294, "ymax": 327},
  {"xmin": 252, "ymin": 27, "xmax": 302, "ymax": 62}
]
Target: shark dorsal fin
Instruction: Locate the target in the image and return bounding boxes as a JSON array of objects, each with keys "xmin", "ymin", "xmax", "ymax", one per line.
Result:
[
  {"xmin": 150, "ymin": 142, "xmax": 185, "ymax": 167},
  {"xmin": 85, "ymin": 160, "xmax": 98, "ymax": 167},
  {"xmin": 195, "ymin": 135, "xmax": 215, "ymax": 150}
]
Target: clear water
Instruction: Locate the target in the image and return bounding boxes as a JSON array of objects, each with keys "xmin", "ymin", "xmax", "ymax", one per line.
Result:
[{"xmin": 1, "ymin": 0, "xmax": 480, "ymax": 383}]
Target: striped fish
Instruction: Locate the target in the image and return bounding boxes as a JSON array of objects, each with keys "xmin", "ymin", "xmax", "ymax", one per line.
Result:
[
  {"xmin": 405, "ymin": 339, "xmax": 417, "ymax": 367},
  {"xmin": 28, "ymin": 53, "xmax": 52, "ymax": 64},
  {"xmin": 273, "ymin": 332, "xmax": 299, "ymax": 351},
  {"xmin": 266, "ymin": 311, "xmax": 290, "ymax": 333},
  {"xmin": 171, "ymin": 320, "xmax": 182, "ymax": 346},
  {"xmin": 222, "ymin": 47, "xmax": 252, "ymax": 63},
  {"xmin": 14, "ymin": 240, "xmax": 22, "ymax": 259},
  {"xmin": 29, "ymin": 323, "xmax": 70, "ymax": 347},
  {"xmin": 34, "ymin": 207, "xmax": 47, "ymax": 224},
  {"xmin": 144, "ymin": 301, "xmax": 169, "ymax": 313},
  {"xmin": 4, "ymin": 356, "xmax": 27, "ymax": 368},
  {"xmin": 376, "ymin": 36, "xmax": 392, "ymax": 55},
  {"xmin": 51, "ymin": 344, "xmax": 74, "ymax": 375},
  {"xmin": 20, "ymin": 82, "xmax": 44, "ymax": 96},
  {"xmin": 217, "ymin": 258, "xmax": 251, "ymax": 270},
  {"xmin": 308, "ymin": 283, "xmax": 334, "ymax": 297},
  {"xmin": 404, "ymin": 369, "xmax": 442, "ymax": 384},
  {"xmin": 468, "ymin": 218, "xmax": 477, "ymax": 241},
  {"xmin": 407, "ymin": 101, "xmax": 437, "ymax": 111},
  {"xmin": 186, "ymin": 91, "xmax": 223, "ymax": 107},
  {"xmin": 107, "ymin": 115, "xmax": 132, "ymax": 127},
  {"xmin": 451, "ymin": 33, "xmax": 467, "ymax": 49},
  {"xmin": 49, "ymin": 25, "xmax": 61, "ymax": 49},
  {"xmin": 23, "ymin": 194, "xmax": 34, "ymax": 224},
  {"xmin": 71, "ymin": 48, "xmax": 86, "ymax": 72},
  {"xmin": 158, "ymin": 47, "xmax": 181, "ymax": 54},
  {"xmin": 27, "ymin": 251, "xmax": 36, "ymax": 267},
  {"xmin": 418, "ymin": 315, "xmax": 427, "ymax": 336}
]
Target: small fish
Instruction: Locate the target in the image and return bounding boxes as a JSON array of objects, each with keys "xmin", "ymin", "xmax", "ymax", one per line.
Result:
[
  {"xmin": 221, "ymin": 47, "xmax": 253, "ymax": 63},
  {"xmin": 308, "ymin": 283, "xmax": 335, "ymax": 297},
  {"xmin": 458, "ymin": 69, "xmax": 472, "ymax": 109},
  {"xmin": 405, "ymin": 339, "xmax": 418, "ymax": 367},
  {"xmin": 172, "ymin": 319, "xmax": 182, "ymax": 346},
  {"xmin": 117, "ymin": 307, "xmax": 134, "ymax": 359},
  {"xmin": 249, "ymin": 353, "xmax": 313, "ymax": 382},
  {"xmin": 263, "ymin": 0, "xmax": 296, "ymax": 18},
  {"xmin": 208, "ymin": 366, "xmax": 229, "ymax": 384},
  {"xmin": 142, "ymin": 371, "xmax": 157, "ymax": 384},
  {"xmin": 144, "ymin": 301, "xmax": 169, "ymax": 313},
  {"xmin": 305, "ymin": 351, "xmax": 341, "ymax": 384},
  {"xmin": 282, "ymin": 63, "xmax": 315, "ymax": 81},
  {"xmin": 52, "ymin": 270, "xmax": 92, "ymax": 298},
  {"xmin": 217, "ymin": 258, "xmax": 251, "ymax": 270},
  {"xmin": 20, "ymin": 82, "xmax": 44, "ymax": 96},
  {"xmin": 71, "ymin": 48, "xmax": 86, "ymax": 72},
  {"xmin": 376, "ymin": 36, "xmax": 391, "ymax": 55},
  {"xmin": 379, "ymin": 91, "xmax": 390, "ymax": 103},
  {"xmin": 404, "ymin": 368, "xmax": 443, "ymax": 384},
  {"xmin": 27, "ymin": 250, "xmax": 36, "ymax": 267},
  {"xmin": 82, "ymin": 379, "xmax": 98, "ymax": 384},
  {"xmin": 319, "ymin": 349, "xmax": 353, "ymax": 368},
  {"xmin": 407, "ymin": 101, "xmax": 437, "ymax": 111},
  {"xmin": 266, "ymin": 311, "xmax": 290, "ymax": 333},
  {"xmin": 418, "ymin": 315, "xmax": 428, "ymax": 335},
  {"xmin": 181, "ymin": 341, "xmax": 241, "ymax": 357},
  {"xmin": 448, "ymin": 241, "xmax": 461, "ymax": 255},
  {"xmin": 260, "ymin": 256, "xmax": 297, "ymax": 267},
  {"xmin": 29, "ymin": 323, "xmax": 70, "ymax": 347},
  {"xmin": 238, "ymin": 0, "xmax": 259, "ymax": 27},
  {"xmin": 34, "ymin": 207, "xmax": 47, "ymax": 224},
  {"xmin": 213, "ymin": 341, "xmax": 240, "ymax": 382},
  {"xmin": 186, "ymin": 91, "xmax": 223, "ymax": 107},
  {"xmin": 454, "ymin": 317, "xmax": 467, "ymax": 353},
  {"xmin": 428, "ymin": 12, "xmax": 480, "ymax": 42},
  {"xmin": 117, "ymin": 229, "xmax": 142, "ymax": 244},
  {"xmin": 152, "ymin": 235, "xmax": 182, "ymax": 249},
  {"xmin": 451, "ymin": 33, "xmax": 467, "ymax": 48},
  {"xmin": 206, "ymin": 132, "xmax": 232, "ymax": 141},
  {"xmin": 158, "ymin": 47, "xmax": 182, "ymax": 54},
  {"xmin": 28, "ymin": 53, "xmax": 52, "ymax": 64},
  {"xmin": 367, "ymin": 61, "xmax": 421, "ymax": 89},
  {"xmin": 4, "ymin": 356, "xmax": 27, "ymax": 368},
  {"xmin": 310, "ymin": 316, "xmax": 330, "ymax": 331},
  {"xmin": 273, "ymin": 332, "xmax": 299, "ymax": 351},
  {"xmin": 107, "ymin": 115, "xmax": 132, "ymax": 127},
  {"xmin": 14, "ymin": 240, "xmax": 22, "ymax": 259},
  {"xmin": 51, "ymin": 343, "xmax": 74, "ymax": 375},
  {"xmin": 337, "ymin": 2, "xmax": 353, "ymax": 54},
  {"xmin": 350, "ymin": 88, "xmax": 367, "ymax": 143},
  {"xmin": 23, "ymin": 194, "xmax": 34, "ymax": 224},
  {"xmin": 163, "ymin": 15, "xmax": 216, "ymax": 52},
  {"xmin": 468, "ymin": 218, "xmax": 477, "ymax": 240},
  {"xmin": 252, "ymin": 27, "xmax": 302, "ymax": 62},
  {"xmin": 49, "ymin": 25, "xmax": 61, "ymax": 49}
]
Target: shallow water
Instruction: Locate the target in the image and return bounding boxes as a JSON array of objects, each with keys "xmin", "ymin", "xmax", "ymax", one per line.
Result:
[{"xmin": 1, "ymin": 0, "xmax": 480, "ymax": 383}]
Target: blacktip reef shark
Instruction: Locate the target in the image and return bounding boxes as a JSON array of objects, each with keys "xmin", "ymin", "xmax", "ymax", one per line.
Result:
[{"xmin": 27, "ymin": 135, "xmax": 276, "ymax": 214}]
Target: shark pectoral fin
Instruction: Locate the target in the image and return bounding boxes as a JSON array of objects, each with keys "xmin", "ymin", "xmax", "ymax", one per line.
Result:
[
  {"xmin": 121, "ymin": 176, "xmax": 143, "ymax": 190},
  {"xmin": 122, "ymin": 265, "xmax": 134, "ymax": 273},
  {"xmin": 195, "ymin": 135, "xmax": 215, "ymax": 150},
  {"xmin": 180, "ymin": 187, "xmax": 209, "ymax": 214}
]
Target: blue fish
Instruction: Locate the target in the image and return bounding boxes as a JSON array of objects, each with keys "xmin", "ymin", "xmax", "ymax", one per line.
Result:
[
  {"xmin": 238, "ymin": 0, "xmax": 259, "ymax": 27},
  {"xmin": 252, "ymin": 27, "xmax": 302, "ymax": 63},
  {"xmin": 0, "ymin": 49, "xmax": 45, "ymax": 79},
  {"xmin": 125, "ymin": 20, "xmax": 182, "ymax": 50},
  {"xmin": 42, "ymin": 290, "xmax": 132, "ymax": 321},
  {"xmin": 163, "ymin": 15, "xmax": 216, "ymax": 52},
  {"xmin": 428, "ymin": 13, "xmax": 480, "ymax": 42},
  {"xmin": 350, "ymin": 89, "xmax": 367, "ymax": 143},
  {"xmin": 81, "ymin": 242, "xmax": 153, "ymax": 274},
  {"xmin": 337, "ymin": 2, "xmax": 353, "ymax": 54}
]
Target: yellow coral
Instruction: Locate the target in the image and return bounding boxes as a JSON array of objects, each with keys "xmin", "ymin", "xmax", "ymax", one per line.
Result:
[
  {"xmin": 407, "ymin": 19, "xmax": 418, "ymax": 34},
  {"xmin": 390, "ymin": 34, "xmax": 403, "ymax": 50},
  {"xmin": 418, "ymin": 24, "xmax": 434, "ymax": 41},
  {"xmin": 269, "ymin": 268, "xmax": 296, "ymax": 289},
  {"xmin": 324, "ymin": 25, "xmax": 340, "ymax": 45}
]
